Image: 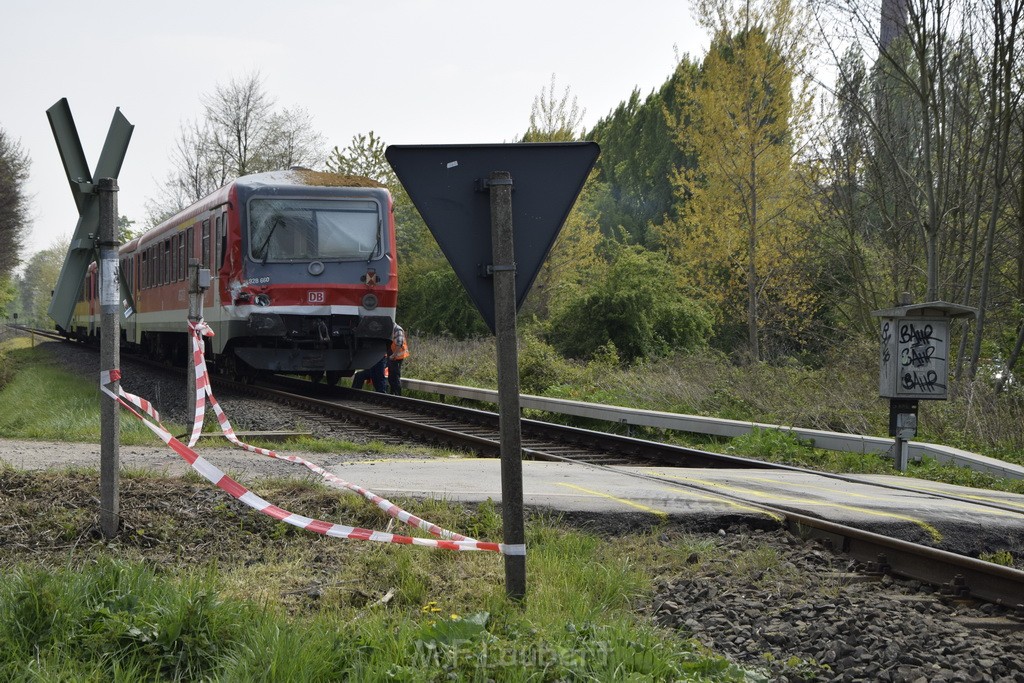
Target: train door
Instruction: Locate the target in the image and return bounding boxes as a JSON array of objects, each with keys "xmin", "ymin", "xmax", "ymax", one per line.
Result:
[
  {"xmin": 201, "ymin": 218, "xmax": 213, "ymax": 312},
  {"xmin": 213, "ymin": 211, "xmax": 226, "ymax": 309}
]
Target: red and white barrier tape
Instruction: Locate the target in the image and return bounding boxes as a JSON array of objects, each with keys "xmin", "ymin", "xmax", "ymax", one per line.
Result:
[{"xmin": 98, "ymin": 323, "xmax": 524, "ymax": 556}]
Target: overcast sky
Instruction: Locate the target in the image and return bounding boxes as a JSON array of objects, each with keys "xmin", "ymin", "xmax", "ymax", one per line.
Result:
[{"xmin": 2, "ymin": 1, "xmax": 707, "ymax": 262}]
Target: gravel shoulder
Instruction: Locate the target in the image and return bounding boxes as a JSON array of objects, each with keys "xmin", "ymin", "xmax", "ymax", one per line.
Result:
[{"xmin": 0, "ymin": 437, "xmax": 380, "ymax": 481}]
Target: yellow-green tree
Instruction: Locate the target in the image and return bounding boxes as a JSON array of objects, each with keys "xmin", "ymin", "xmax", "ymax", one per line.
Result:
[
  {"xmin": 519, "ymin": 75, "xmax": 605, "ymax": 321},
  {"xmin": 657, "ymin": 0, "xmax": 817, "ymax": 361}
]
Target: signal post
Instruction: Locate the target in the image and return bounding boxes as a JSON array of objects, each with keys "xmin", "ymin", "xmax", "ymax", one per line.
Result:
[
  {"xmin": 97, "ymin": 178, "xmax": 121, "ymax": 538},
  {"xmin": 45, "ymin": 99, "xmax": 133, "ymax": 539}
]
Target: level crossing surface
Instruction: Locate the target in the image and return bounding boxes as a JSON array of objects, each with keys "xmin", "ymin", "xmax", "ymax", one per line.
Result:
[{"xmin": 330, "ymin": 457, "xmax": 1024, "ymax": 554}]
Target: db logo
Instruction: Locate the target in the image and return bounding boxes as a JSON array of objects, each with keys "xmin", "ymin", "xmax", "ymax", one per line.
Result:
[{"xmin": 308, "ymin": 291, "xmax": 326, "ymax": 304}]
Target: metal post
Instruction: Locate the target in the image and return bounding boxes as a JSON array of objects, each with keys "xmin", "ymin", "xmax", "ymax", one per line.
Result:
[
  {"xmin": 187, "ymin": 258, "xmax": 201, "ymax": 407},
  {"xmin": 894, "ymin": 435, "xmax": 909, "ymax": 472},
  {"xmin": 97, "ymin": 178, "xmax": 120, "ymax": 538},
  {"xmin": 489, "ymin": 170, "xmax": 526, "ymax": 600}
]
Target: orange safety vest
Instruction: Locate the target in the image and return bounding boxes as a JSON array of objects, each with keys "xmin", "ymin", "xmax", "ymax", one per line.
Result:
[{"xmin": 390, "ymin": 326, "xmax": 409, "ymax": 361}]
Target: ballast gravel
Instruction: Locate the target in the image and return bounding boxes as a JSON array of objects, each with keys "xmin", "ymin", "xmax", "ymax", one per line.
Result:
[{"xmin": 649, "ymin": 526, "xmax": 1024, "ymax": 682}]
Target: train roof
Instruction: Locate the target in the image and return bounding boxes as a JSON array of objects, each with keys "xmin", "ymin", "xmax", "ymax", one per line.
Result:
[
  {"xmin": 238, "ymin": 169, "xmax": 386, "ymax": 190},
  {"xmin": 133, "ymin": 170, "xmax": 390, "ymax": 249}
]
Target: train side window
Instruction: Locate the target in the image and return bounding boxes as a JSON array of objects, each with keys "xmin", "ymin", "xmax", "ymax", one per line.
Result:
[
  {"xmin": 201, "ymin": 220, "xmax": 210, "ymax": 268},
  {"xmin": 163, "ymin": 239, "xmax": 171, "ymax": 285},
  {"xmin": 171, "ymin": 235, "xmax": 178, "ymax": 282},
  {"xmin": 177, "ymin": 233, "xmax": 186, "ymax": 280},
  {"xmin": 186, "ymin": 226, "xmax": 194, "ymax": 267}
]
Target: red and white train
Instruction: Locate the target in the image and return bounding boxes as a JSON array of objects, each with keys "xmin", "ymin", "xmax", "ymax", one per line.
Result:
[{"xmin": 67, "ymin": 169, "xmax": 398, "ymax": 383}]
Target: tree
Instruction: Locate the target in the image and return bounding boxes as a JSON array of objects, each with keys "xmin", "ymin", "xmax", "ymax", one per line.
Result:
[
  {"xmin": 521, "ymin": 74, "xmax": 585, "ymax": 143},
  {"xmin": 587, "ymin": 58, "xmax": 700, "ymax": 246},
  {"xmin": 0, "ymin": 127, "xmax": 30, "ymax": 285},
  {"xmin": 511, "ymin": 76, "xmax": 607, "ymax": 321},
  {"xmin": 658, "ymin": 0, "xmax": 818, "ymax": 361},
  {"xmin": 148, "ymin": 72, "xmax": 325, "ymax": 222},
  {"xmin": 17, "ymin": 237, "xmax": 69, "ymax": 327},
  {"xmin": 810, "ymin": 45, "xmax": 885, "ymax": 337},
  {"xmin": 325, "ymin": 131, "xmax": 396, "ymax": 185},
  {"xmin": 822, "ymin": 0, "xmax": 1024, "ymax": 379}
]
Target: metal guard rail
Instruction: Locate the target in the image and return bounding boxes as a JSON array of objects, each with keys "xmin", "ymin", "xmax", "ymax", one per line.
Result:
[{"xmin": 402, "ymin": 379, "xmax": 1024, "ymax": 480}]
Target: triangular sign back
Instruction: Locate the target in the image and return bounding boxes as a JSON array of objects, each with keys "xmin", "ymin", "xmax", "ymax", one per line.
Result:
[{"xmin": 385, "ymin": 142, "xmax": 599, "ymax": 333}]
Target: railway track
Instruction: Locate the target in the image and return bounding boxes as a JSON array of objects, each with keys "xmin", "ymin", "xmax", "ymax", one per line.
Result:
[
  {"xmin": 9, "ymin": 324, "xmax": 1024, "ymax": 606},
  {"xmin": 233, "ymin": 372, "xmax": 787, "ymax": 468}
]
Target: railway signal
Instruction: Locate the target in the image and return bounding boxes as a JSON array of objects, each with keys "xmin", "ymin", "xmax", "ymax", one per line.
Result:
[
  {"xmin": 46, "ymin": 99, "xmax": 134, "ymax": 332},
  {"xmin": 873, "ymin": 296, "xmax": 977, "ymax": 471},
  {"xmin": 386, "ymin": 142, "xmax": 600, "ymax": 600},
  {"xmin": 46, "ymin": 99, "xmax": 133, "ymax": 539}
]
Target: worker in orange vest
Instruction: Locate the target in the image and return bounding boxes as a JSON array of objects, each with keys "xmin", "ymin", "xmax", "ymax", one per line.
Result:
[{"xmin": 386, "ymin": 323, "xmax": 409, "ymax": 395}]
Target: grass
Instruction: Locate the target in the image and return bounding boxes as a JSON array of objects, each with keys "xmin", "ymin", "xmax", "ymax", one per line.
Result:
[
  {"xmin": 0, "ymin": 467, "xmax": 760, "ymax": 682},
  {"xmin": 0, "ymin": 338, "xmax": 175, "ymax": 445}
]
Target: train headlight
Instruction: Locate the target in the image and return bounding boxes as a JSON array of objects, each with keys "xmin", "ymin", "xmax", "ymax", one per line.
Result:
[
  {"xmin": 255, "ymin": 294, "xmax": 271, "ymax": 307},
  {"xmin": 361, "ymin": 293, "xmax": 378, "ymax": 310}
]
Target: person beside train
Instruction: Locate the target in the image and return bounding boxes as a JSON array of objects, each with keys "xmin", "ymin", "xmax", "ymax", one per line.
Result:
[
  {"xmin": 351, "ymin": 355, "xmax": 387, "ymax": 392},
  {"xmin": 386, "ymin": 323, "xmax": 409, "ymax": 396}
]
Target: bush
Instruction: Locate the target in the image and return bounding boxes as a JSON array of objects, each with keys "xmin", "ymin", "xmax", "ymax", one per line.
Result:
[
  {"xmin": 547, "ymin": 246, "xmax": 713, "ymax": 362},
  {"xmin": 397, "ymin": 259, "xmax": 489, "ymax": 338},
  {"xmin": 517, "ymin": 332, "xmax": 578, "ymax": 394}
]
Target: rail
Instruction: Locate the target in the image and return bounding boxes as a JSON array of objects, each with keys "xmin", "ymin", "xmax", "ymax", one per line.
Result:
[{"xmin": 403, "ymin": 379, "xmax": 1024, "ymax": 480}]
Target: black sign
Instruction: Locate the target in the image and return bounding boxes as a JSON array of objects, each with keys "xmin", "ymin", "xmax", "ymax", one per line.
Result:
[
  {"xmin": 888, "ymin": 398, "xmax": 919, "ymax": 437},
  {"xmin": 385, "ymin": 143, "xmax": 599, "ymax": 333}
]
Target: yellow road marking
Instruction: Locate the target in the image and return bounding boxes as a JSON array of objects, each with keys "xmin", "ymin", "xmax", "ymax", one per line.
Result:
[
  {"xmin": 556, "ymin": 483, "xmax": 668, "ymax": 519},
  {"xmin": 744, "ymin": 476, "xmax": 1016, "ymax": 517},
  {"xmin": 650, "ymin": 472, "xmax": 943, "ymax": 543},
  {"xmin": 656, "ymin": 487, "xmax": 784, "ymax": 522},
  {"xmin": 884, "ymin": 480, "xmax": 1024, "ymax": 513},
  {"xmin": 336, "ymin": 457, "xmax": 478, "ymax": 466}
]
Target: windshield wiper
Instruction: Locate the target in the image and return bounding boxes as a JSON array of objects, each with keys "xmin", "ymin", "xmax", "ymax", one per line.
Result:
[
  {"xmin": 255, "ymin": 217, "xmax": 284, "ymax": 265},
  {"xmin": 367, "ymin": 217, "xmax": 382, "ymax": 263}
]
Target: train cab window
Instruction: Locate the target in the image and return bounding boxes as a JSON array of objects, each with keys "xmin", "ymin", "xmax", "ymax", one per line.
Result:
[
  {"xmin": 248, "ymin": 198, "xmax": 381, "ymax": 262},
  {"xmin": 201, "ymin": 220, "xmax": 210, "ymax": 268}
]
